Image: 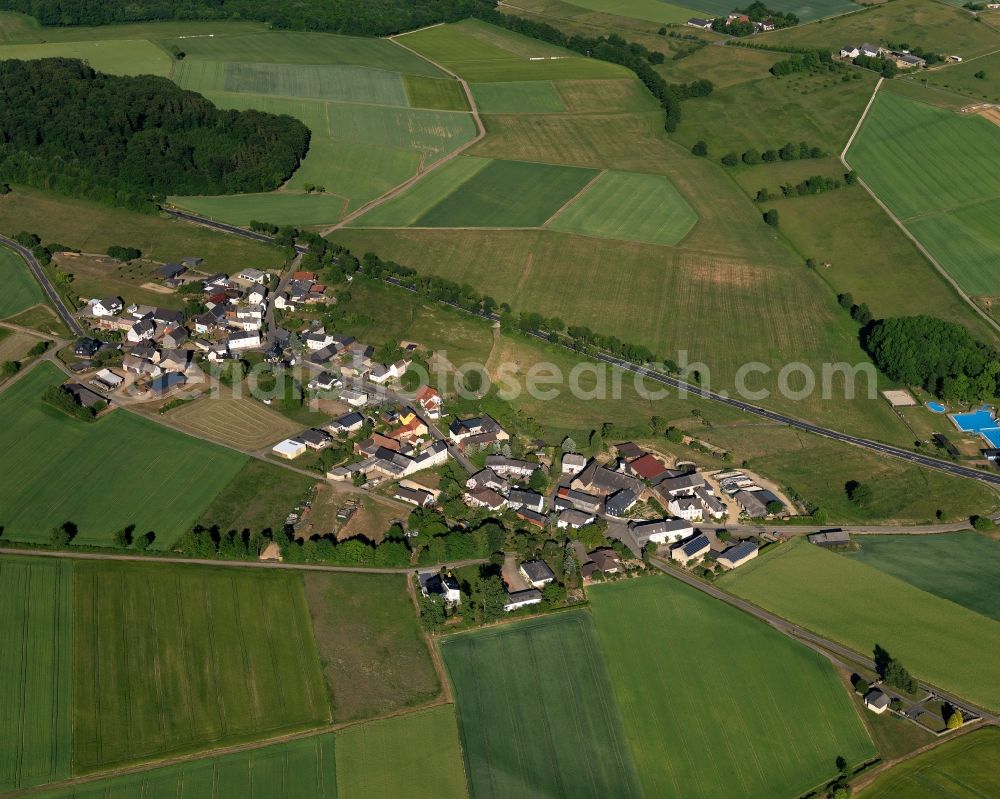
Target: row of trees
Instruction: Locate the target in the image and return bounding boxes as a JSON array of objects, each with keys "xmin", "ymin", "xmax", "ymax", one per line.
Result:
[
  {"xmin": 755, "ymin": 172, "xmax": 851, "ymax": 203},
  {"xmin": 721, "ymin": 141, "xmax": 826, "ymax": 166},
  {"xmin": 0, "ymin": 58, "xmax": 310, "ymax": 210}
]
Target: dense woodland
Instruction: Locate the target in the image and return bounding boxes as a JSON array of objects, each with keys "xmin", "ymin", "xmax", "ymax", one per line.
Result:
[
  {"xmin": 0, "ymin": 0, "xmax": 494, "ymax": 35},
  {"xmin": 0, "ymin": 58, "xmax": 309, "ymax": 209}
]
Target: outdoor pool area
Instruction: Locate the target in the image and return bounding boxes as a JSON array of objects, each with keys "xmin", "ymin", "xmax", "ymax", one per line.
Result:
[
  {"xmin": 950, "ymin": 406, "xmax": 1000, "ymax": 447},
  {"xmin": 927, "ymin": 401, "xmax": 947, "ymax": 413}
]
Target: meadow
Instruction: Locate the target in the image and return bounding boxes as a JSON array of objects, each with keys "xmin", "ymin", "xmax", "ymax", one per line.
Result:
[
  {"xmin": 694, "ymin": 0, "xmax": 859, "ymax": 22},
  {"xmin": 303, "ymin": 573, "xmax": 441, "ymax": 723},
  {"xmin": 35, "ymin": 735, "xmax": 339, "ymax": 798},
  {"xmin": 471, "ymin": 80, "xmax": 567, "ymax": 113},
  {"xmin": 0, "ymin": 244, "xmax": 46, "ymax": 318},
  {"xmin": 846, "ymin": 532, "xmax": 1000, "ymax": 622},
  {"xmin": 334, "ymin": 707, "xmax": 469, "ymax": 799},
  {"xmin": 0, "ymin": 557, "xmax": 72, "ymax": 793},
  {"xmin": 918, "ymin": 52, "xmax": 1000, "ymax": 104},
  {"xmin": 549, "ymin": 0, "xmax": 700, "ymax": 24},
  {"xmin": 167, "ymin": 192, "xmax": 352, "ymax": 227},
  {"xmin": 590, "ymin": 578, "xmax": 875, "ymax": 799},
  {"xmin": 73, "ymin": 561, "xmax": 329, "ymax": 771},
  {"xmin": 847, "ymin": 91, "xmax": 1000, "ymax": 295},
  {"xmin": 404, "ymin": 74, "xmax": 470, "ymax": 111},
  {"xmin": 441, "ymin": 612, "xmax": 643, "ymax": 799},
  {"xmin": 0, "ymin": 364, "xmax": 247, "ymax": 547},
  {"xmin": 194, "ymin": 460, "xmax": 315, "ymax": 535},
  {"xmin": 4, "ymin": 304, "xmax": 68, "ymax": 337},
  {"xmin": 0, "ymin": 39, "xmax": 172, "ymax": 75},
  {"xmin": 719, "ymin": 539, "xmax": 1000, "ymax": 712},
  {"xmin": 859, "ymin": 726, "xmax": 1000, "ymax": 798}
]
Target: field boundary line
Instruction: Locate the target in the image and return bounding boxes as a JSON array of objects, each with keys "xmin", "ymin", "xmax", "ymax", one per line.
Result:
[
  {"xmin": 841, "ymin": 79, "xmax": 1000, "ymax": 338},
  {"xmin": 540, "ymin": 168, "xmax": 607, "ymax": 227}
]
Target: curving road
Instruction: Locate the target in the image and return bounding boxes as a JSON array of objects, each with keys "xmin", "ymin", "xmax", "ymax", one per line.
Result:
[{"xmin": 0, "ymin": 233, "xmax": 84, "ymax": 337}]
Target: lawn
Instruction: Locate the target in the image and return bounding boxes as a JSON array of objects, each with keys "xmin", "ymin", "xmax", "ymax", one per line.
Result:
[
  {"xmin": 441, "ymin": 612, "xmax": 644, "ymax": 799},
  {"xmin": 0, "ymin": 244, "xmax": 45, "ymax": 318},
  {"xmin": 846, "ymin": 532, "xmax": 1000, "ymax": 622},
  {"xmin": 590, "ymin": 577, "xmax": 875, "ymax": 799},
  {"xmin": 0, "ymin": 363, "xmax": 247, "ymax": 547},
  {"xmin": 0, "ymin": 39, "xmax": 172, "ymax": 76},
  {"xmin": 847, "ymin": 91, "xmax": 1000, "ymax": 295},
  {"xmin": 859, "ymin": 726, "xmax": 1000, "ymax": 798},
  {"xmin": 73, "ymin": 561, "xmax": 329, "ymax": 771},
  {"xmin": 303, "ymin": 572, "xmax": 441, "ymax": 723},
  {"xmin": 471, "ymin": 80, "xmax": 567, "ymax": 113},
  {"xmin": 0, "ymin": 556, "xmax": 72, "ymax": 793},
  {"xmin": 164, "ymin": 392, "xmax": 304, "ymax": 449},
  {"xmin": 35, "ymin": 735, "xmax": 338, "ymax": 798},
  {"xmin": 548, "ymin": 168, "xmax": 698, "ymax": 245},
  {"xmin": 718, "ymin": 538, "xmax": 1000, "ymax": 712},
  {"xmin": 335, "ymin": 707, "xmax": 467, "ymax": 799}
]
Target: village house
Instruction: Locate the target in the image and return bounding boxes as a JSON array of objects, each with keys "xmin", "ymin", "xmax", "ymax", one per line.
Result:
[
  {"xmin": 561, "ymin": 453, "xmax": 587, "ymax": 475},
  {"xmin": 126, "ymin": 318, "xmax": 156, "ymax": 343},
  {"xmin": 630, "ymin": 518, "xmax": 694, "ymax": 548},
  {"xmin": 670, "ymin": 533, "xmax": 711, "ymax": 564},
  {"xmin": 465, "ymin": 487, "xmax": 508, "ymax": 511},
  {"xmin": 415, "ymin": 385, "xmax": 443, "ymax": 419},
  {"xmin": 484, "ymin": 455, "xmax": 536, "ymax": 480},
  {"xmin": 74, "ymin": 337, "xmax": 101, "ymax": 358},
  {"xmin": 863, "ymin": 689, "xmax": 891, "ymax": 714},
  {"xmin": 581, "ymin": 548, "xmax": 622, "ymax": 579},
  {"xmin": 557, "ymin": 509, "xmax": 595, "ymax": 530},
  {"xmin": 327, "ymin": 411, "xmax": 365, "ymax": 434},
  {"xmin": 657, "ymin": 472, "xmax": 705, "ymax": 498},
  {"xmin": 395, "ymin": 486, "xmax": 435, "ymax": 508},
  {"xmin": 555, "ymin": 486, "xmax": 603, "ymax": 515},
  {"xmin": 669, "ymin": 495, "xmax": 705, "ymax": 522},
  {"xmin": 339, "ymin": 388, "xmax": 369, "ymax": 407},
  {"xmin": 227, "ymin": 330, "xmax": 261, "ymax": 350},
  {"xmin": 466, "ymin": 468, "xmax": 507, "ymax": 493},
  {"xmin": 519, "ymin": 559, "xmax": 555, "ymax": 588},
  {"xmin": 235, "ymin": 267, "xmax": 267, "ymax": 285},
  {"xmin": 604, "ymin": 488, "xmax": 638, "ymax": 517},
  {"xmin": 507, "ymin": 489, "xmax": 545, "ymax": 514},
  {"xmin": 298, "ymin": 428, "xmax": 332, "ymax": 450},
  {"xmin": 91, "ymin": 297, "xmax": 123, "ymax": 317},
  {"xmin": 686, "ymin": 17, "xmax": 713, "ymax": 29},
  {"xmin": 308, "ymin": 372, "xmax": 339, "ymax": 391},
  {"xmin": 504, "ymin": 588, "xmax": 542, "ymax": 612},
  {"xmin": 419, "ymin": 570, "xmax": 461, "ymax": 605},
  {"xmin": 572, "ymin": 461, "xmax": 642, "ymax": 497}
]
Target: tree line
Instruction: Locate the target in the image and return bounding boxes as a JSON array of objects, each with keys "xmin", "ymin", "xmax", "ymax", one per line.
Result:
[{"xmin": 0, "ymin": 58, "xmax": 309, "ymax": 210}]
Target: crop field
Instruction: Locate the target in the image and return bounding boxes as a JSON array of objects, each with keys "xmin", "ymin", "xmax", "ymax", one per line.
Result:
[
  {"xmin": 0, "ymin": 39, "xmax": 172, "ymax": 75},
  {"xmin": 404, "ymin": 75, "xmax": 470, "ymax": 111},
  {"xmin": 35, "ymin": 735, "xmax": 339, "ymax": 798},
  {"xmin": 399, "ymin": 19, "xmax": 632, "ymax": 82},
  {"xmin": 0, "ymin": 557, "xmax": 72, "ymax": 793},
  {"xmin": 859, "ymin": 726, "xmax": 1000, "ymax": 798},
  {"xmin": 441, "ymin": 612, "xmax": 643, "ymax": 799},
  {"xmin": 590, "ymin": 578, "xmax": 874, "ymax": 799},
  {"xmin": 0, "ymin": 329, "xmax": 41, "ymax": 366},
  {"xmin": 335, "ymin": 707, "xmax": 468, "ymax": 799},
  {"xmin": 847, "ymin": 91, "xmax": 1000, "ymax": 295},
  {"xmin": 552, "ymin": 78, "xmax": 659, "ymax": 112},
  {"xmin": 556, "ymin": 0, "xmax": 701, "ymax": 23},
  {"xmin": 303, "ymin": 573, "xmax": 440, "ymax": 723},
  {"xmin": 548, "ymin": 169, "xmax": 698, "ymax": 245},
  {"xmin": 325, "ymin": 103, "xmax": 476, "ymax": 156},
  {"xmin": 0, "ymin": 364, "xmax": 247, "ymax": 547},
  {"xmin": 719, "ymin": 539, "xmax": 1000, "ymax": 712},
  {"xmin": 195, "ymin": 460, "xmax": 315, "ymax": 535},
  {"xmin": 471, "ymin": 80, "xmax": 567, "ymax": 113},
  {"xmin": 0, "ymin": 245, "xmax": 45, "ymax": 318},
  {"xmin": 846, "ymin": 532, "xmax": 1000, "ymax": 622},
  {"xmin": 164, "ymin": 393, "xmax": 303, "ymax": 449},
  {"xmin": 74, "ymin": 561, "xmax": 329, "ymax": 771}
]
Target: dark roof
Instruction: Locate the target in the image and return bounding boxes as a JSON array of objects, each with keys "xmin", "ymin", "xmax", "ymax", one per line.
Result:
[
  {"xmin": 64, "ymin": 383, "xmax": 104, "ymax": 408},
  {"xmin": 508, "ymin": 489, "xmax": 544, "ymax": 508},
  {"xmin": 615, "ymin": 441, "xmax": 646, "ymax": 460},
  {"xmin": 298, "ymin": 428, "xmax": 331, "ymax": 445},
  {"xmin": 153, "ymin": 308, "xmax": 185, "ymax": 325},
  {"xmin": 680, "ymin": 534, "xmax": 711, "ymax": 557},
  {"xmin": 74, "ymin": 337, "xmax": 101, "ymax": 356},
  {"xmin": 605, "ymin": 488, "xmax": 637, "ymax": 514},
  {"xmin": 808, "ymin": 530, "xmax": 850, "ymax": 546},
  {"xmin": 520, "ymin": 560, "xmax": 555, "ymax": 583},
  {"xmin": 505, "ymin": 588, "xmax": 542, "ymax": 605},
  {"xmin": 148, "ymin": 372, "xmax": 186, "ymax": 394},
  {"xmin": 331, "ymin": 412, "xmax": 364, "ymax": 429},
  {"xmin": 720, "ymin": 541, "xmax": 758, "ymax": 563},
  {"xmin": 155, "ymin": 263, "xmax": 186, "ymax": 279}
]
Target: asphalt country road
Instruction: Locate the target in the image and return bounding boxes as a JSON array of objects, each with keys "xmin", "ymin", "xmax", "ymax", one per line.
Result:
[{"xmin": 0, "ymin": 233, "xmax": 84, "ymax": 337}]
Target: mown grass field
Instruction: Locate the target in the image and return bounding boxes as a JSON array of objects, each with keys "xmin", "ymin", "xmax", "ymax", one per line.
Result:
[
  {"xmin": 859, "ymin": 726, "xmax": 1000, "ymax": 798},
  {"xmin": 164, "ymin": 393, "xmax": 303, "ymax": 449},
  {"xmin": 846, "ymin": 532, "xmax": 1000, "ymax": 622},
  {"xmin": 719, "ymin": 538, "xmax": 1000, "ymax": 712},
  {"xmin": 0, "ymin": 363, "xmax": 247, "ymax": 547},
  {"xmin": 552, "ymin": 77, "xmax": 659, "ymax": 112},
  {"xmin": 590, "ymin": 577, "xmax": 875, "ymax": 799},
  {"xmin": 471, "ymin": 80, "xmax": 567, "ymax": 113},
  {"xmin": 548, "ymin": 169, "xmax": 697, "ymax": 245},
  {"xmin": 441, "ymin": 612, "xmax": 643, "ymax": 799},
  {"xmin": 0, "ymin": 245, "xmax": 45, "ymax": 318},
  {"xmin": 73, "ymin": 561, "xmax": 329, "ymax": 771},
  {"xmin": 847, "ymin": 91, "xmax": 1000, "ymax": 295},
  {"xmin": 35, "ymin": 735, "xmax": 339, "ymax": 798},
  {"xmin": 404, "ymin": 74, "xmax": 470, "ymax": 111},
  {"xmin": 325, "ymin": 102, "xmax": 476, "ymax": 156},
  {"xmin": 0, "ymin": 39, "xmax": 172, "ymax": 75},
  {"xmin": 303, "ymin": 573, "xmax": 440, "ymax": 723},
  {"xmin": 0, "ymin": 557, "xmax": 72, "ymax": 793},
  {"xmin": 335, "ymin": 707, "xmax": 468, "ymax": 799},
  {"xmin": 194, "ymin": 460, "xmax": 315, "ymax": 534}
]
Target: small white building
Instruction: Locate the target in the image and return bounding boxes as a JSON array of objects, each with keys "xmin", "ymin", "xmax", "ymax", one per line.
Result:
[
  {"xmin": 92, "ymin": 297, "xmax": 123, "ymax": 317},
  {"xmin": 228, "ymin": 331, "xmax": 261, "ymax": 350},
  {"xmin": 561, "ymin": 453, "xmax": 587, "ymax": 475},
  {"xmin": 864, "ymin": 689, "xmax": 891, "ymax": 714},
  {"xmin": 236, "ymin": 267, "xmax": 267, "ymax": 284},
  {"xmin": 272, "ymin": 438, "xmax": 306, "ymax": 460},
  {"xmin": 504, "ymin": 589, "xmax": 542, "ymax": 612}
]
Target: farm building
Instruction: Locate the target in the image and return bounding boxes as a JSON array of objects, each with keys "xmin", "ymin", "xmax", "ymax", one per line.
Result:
[
  {"xmin": 629, "ymin": 518, "xmax": 693, "ymax": 548},
  {"xmin": 686, "ymin": 17, "xmax": 713, "ymax": 29},
  {"xmin": 735, "ymin": 490, "xmax": 768, "ymax": 519},
  {"xmin": 670, "ymin": 534, "xmax": 711, "ymax": 564},
  {"xmin": 718, "ymin": 541, "xmax": 759, "ymax": 569},
  {"xmin": 561, "ymin": 452, "xmax": 587, "ymax": 474},
  {"xmin": 273, "ymin": 438, "xmax": 307, "ymax": 460},
  {"xmin": 808, "ymin": 530, "xmax": 851, "ymax": 547}
]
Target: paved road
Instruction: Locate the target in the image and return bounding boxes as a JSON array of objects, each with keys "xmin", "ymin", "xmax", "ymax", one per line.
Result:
[
  {"xmin": 649, "ymin": 556, "xmax": 999, "ymax": 724},
  {"xmin": 0, "ymin": 233, "xmax": 84, "ymax": 336}
]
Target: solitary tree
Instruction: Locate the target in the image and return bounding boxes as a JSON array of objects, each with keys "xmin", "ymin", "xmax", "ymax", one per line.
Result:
[
  {"xmin": 846, "ymin": 480, "xmax": 873, "ymax": 507},
  {"xmin": 691, "ymin": 140, "xmax": 708, "ymax": 156},
  {"xmin": 763, "ymin": 209, "xmax": 780, "ymax": 227},
  {"xmin": 946, "ymin": 708, "xmax": 963, "ymax": 729}
]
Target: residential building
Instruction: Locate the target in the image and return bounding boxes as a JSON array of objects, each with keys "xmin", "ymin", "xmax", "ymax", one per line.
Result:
[
  {"xmin": 571, "ymin": 461, "xmax": 642, "ymax": 496},
  {"xmin": 670, "ymin": 533, "xmax": 711, "ymax": 563},
  {"xmin": 419, "ymin": 571, "xmax": 461, "ymax": 605},
  {"xmin": 864, "ymin": 689, "xmax": 891, "ymax": 714},
  {"xmin": 465, "ymin": 487, "xmax": 507, "ymax": 511},
  {"xmin": 686, "ymin": 17, "xmax": 713, "ymax": 28},
  {"xmin": 327, "ymin": 412, "xmax": 365, "ymax": 434},
  {"xmin": 396, "ymin": 486, "xmax": 434, "ymax": 507},
  {"xmin": 656, "ymin": 472, "xmax": 705, "ymax": 498},
  {"xmin": 415, "ymin": 385, "xmax": 443, "ymax": 418},
  {"xmin": 74, "ymin": 337, "xmax": 101, "ymax": 358},
  {"xmin": 484, "ymin": 456, "xmax": 536, "ymax": 479},
  {"xmin": 557, "ymin": 509, "xmax": 594, "ymax": 530},
  {"xmin": 91, "ymin": 297, "xmax": 123, "ymax": 317},
  {"xmin": 236, "ymin": 267, "xmax": 267, "ymax": 284},
  {"xmin": 507, "ymin": 489, "xmax": 545, "ymax": 514},
  {"xmin": 298, "ymin": 428, "xmax": 332, "ymax": 450},
  {"xmin": 581, "ymin": 548, "xmax": 622, "ymax": 578},
  {"xmin": 860, "ymin": 43, "xmax": 881, "ymax": 58},
  {"xmin": 840, "ymin": 44, "xmax": 860, "ymax": 58},
  {"xmin": 504, "ymin": 589, "xmax": 542, "ymax": 612},
  {"xmin": 629, "ymin": 518, "xmax": 694, "ymax": 548},
  {"xmin": 339, "ymin": 389, "xmax": 369, "ymax": 407},
  {"xmin": 228, "ymin": 330, "xmax": 261, "ymax": 350},
  {"xmin": 669, "ymin": 496, "xmax": 704, "ymax": 522},
  {"xmin": 605, "ymin": 488, "xmax": 637, "ymax": 517},
  {"xmin": 126, "ymin": 318, "xmax": 156, "ymax": 343},
  {"xmin": 717, "ymin": 541, "xmax": 759, "ymax": 569},
  {"xmin": 557, "ymin": 487, "xmax": 603, "ymax": 515},
  {"xmin": 561, "ymin": 453, "xmax": 587, "ymax": 475},
  {"xmin": 466, "ymin": 468, "xmax": 507, "ymax": 493},
  {"xmin": 309, "ymin": 372, "xmax": 339, "ymax": 391},
  {"xmin": 519, "ymin": 560, "xmax": 555, "ymax": 588}
]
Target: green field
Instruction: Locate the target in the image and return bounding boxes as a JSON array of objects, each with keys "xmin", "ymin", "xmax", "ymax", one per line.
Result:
[
  {"xmin": 0, "ymin": 557, "xmax": 72, "ymax": 793},
  {"xmin": 399, "ymin": 19, "xmax": 633, "ymax": 82},
  {"xmin": 442, "ymin": 612, "xmax": 642, "ymax": 799},
  {"xmin": 195, "ymin": 460, "xmax": 315, "ymax": 534},
  {"xmin": 404, "ymin": 74, "xmax": 470, "ymax": 111},
  {"xmin": 0, "ymin": 244, "xmax": 46, "ymax": 318},
  {"xmin": 548, "ymin": 169, "xmax": 697, "ymax": 245},
  {"xmin": 304, "ymin": 573, "xmax": 440, "ymax": 723},
  {"xmin": 918, "ymin": 51, "xmax": 1000, "ymax": 104},
  {"xmin": 719, "ymin": 538, "xmax": 1000, "ymax": 712},
  {"xmin": 552, "ymin": 0, "xmax": 703, "ymax": 23},
  {"xmin": 167, "ymin": 192, "xmax": 352, "ymax": 227},
  {"xmin": 471, "ymin": 80, "xmax": 567, "ymax": 113},
  {"xmin": 335, "ymin": 707, "xmax": 468, "ymax": 799},
  {"xmin": 859, "ymin": 726, "xmax": 1000, "ymax": 798},
  {"xmin": 847, "ymin": 91, "xmax": 1000, "ymax": 295},
  {"xmin": 0, "ymin": 363, "xmax": 247, "ymax": 547},
  {"xmin": 552, "ymin": 78, "xmax": 659, "ymax": 112},
  {"xmin": 590, "ymin": 577, "xmax": 875, "ymax": 799},
  {"xmin": 694, "ymin": 0, "xmax": 859, "ymax": 22},
  {"xmin": 846, "ymin": 532, "xmax": 1000, "ymax": 622},
  {"xmin": 325, "ymin": 103, "xmax": 476, "ymax": 155},
  {"xmin": 74, "ymin": 561, "xmax": 329, "ymax": 770},
  {"xmin": 36, "ymin": 735, "xmax": 338, "ymax": 798},
  {"xmin": 0, "ymin": 39, "xmax": 172, "ymax": 75}
]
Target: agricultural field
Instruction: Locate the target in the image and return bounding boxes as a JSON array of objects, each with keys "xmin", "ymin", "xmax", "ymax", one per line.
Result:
[
  {"xmin": 471, "ymin": 80, "xmax": 567, "ymax": 113},
  {"xmin": 846, "ymin": 532, "xmax": 1000, "ymax": 622},
  {"xmin": 548, "ymin": 169, "xmax": 698, "ymax": 245},
  {"xmin": 859, "ymin": 726, "xmax": 1000, "ymax": 798},
  {"xmin": 163, "ymin": 392, "xmax": 303, "ymax": 450},
  {"xmin": 0, "ymin": 329, "xmax": 42, "ymax": 369},
  {"xmin": 847, "ymin": 90, "xmax": 1000, "ymax": 296},
  {"xmin": 695, "ymin": 0, "xmax": 860, "ymax": 21},
  {"xmin": 0, "ymin": 39, "xmax": 171, "ymax": 75},
  {"xmin": 167, "ymin": 192, "xmax": 354, "ymax": 228},
  {"xmin": 441, "ymin": 612, "xmax": 644, "ymax": 799},
  {"xmin": 404, "ymin": 74, "xmax": 470, "ymax": 111},
  {"xmin": 917, "ymin": 51, "xmax": 1000, "ymax": 104},
  {"xmin": 719, "ymin": 539, "xmax": 1000, "ymax": 712},
  {"xmin": 0, "ymin": 245, "xmax": 46, "ymax": 318},
  {"xmin": 303, "ymin": 573, "xmax": 440, "ymax": 723},
  {"xmin": 0, "ymin": 363, "xmax": 247, "ymax": 547},
  {"xmin": 548, "ymin": 0, "xmax": 700, "ymax": 24},
  {"xmin": 35, "ymin": 735, "xmax": 339, "ymax": 798},
  {"xmin": 194, "ymin": 460, "xmax": 315, "ymax": 535},
  {"xmin": 334, "ymin": 707, "xmax": 468, "ymax": 799},
  {"xmin": 590, "ymin": 578, "xmax": 875, "ymax": 799},
  {"xmin": 4, "ymin": 304, "xmax": 68, "ymax": 337},
  {"xmin": 73, "ymin": 561, "xmax": 329, "ymax": 771},
  {"xmin": 0, "ymin": 557, "xmax": 72, "ymax": 793}
]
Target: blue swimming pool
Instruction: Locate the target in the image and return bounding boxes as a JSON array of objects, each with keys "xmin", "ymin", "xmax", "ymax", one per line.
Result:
[
  {"xmin": 951, "ymin": 407, "xmax": 996, "ymax": 432},
  {"xmin": 927, "ymin": 401, "xmax": 946, "ymax": 414},
  {"xmin": 981, "ymin": 428, "xmax": 1000, "ymax": 448}
]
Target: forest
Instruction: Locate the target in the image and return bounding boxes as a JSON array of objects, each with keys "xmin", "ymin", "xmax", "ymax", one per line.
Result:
[
  {"xmin": 0, "ymin": 0, "xmax": 495, "ymax": 36},
  {"xmin": 0, "ymin": 58, "xmax": 310, "ymax": 210}
]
